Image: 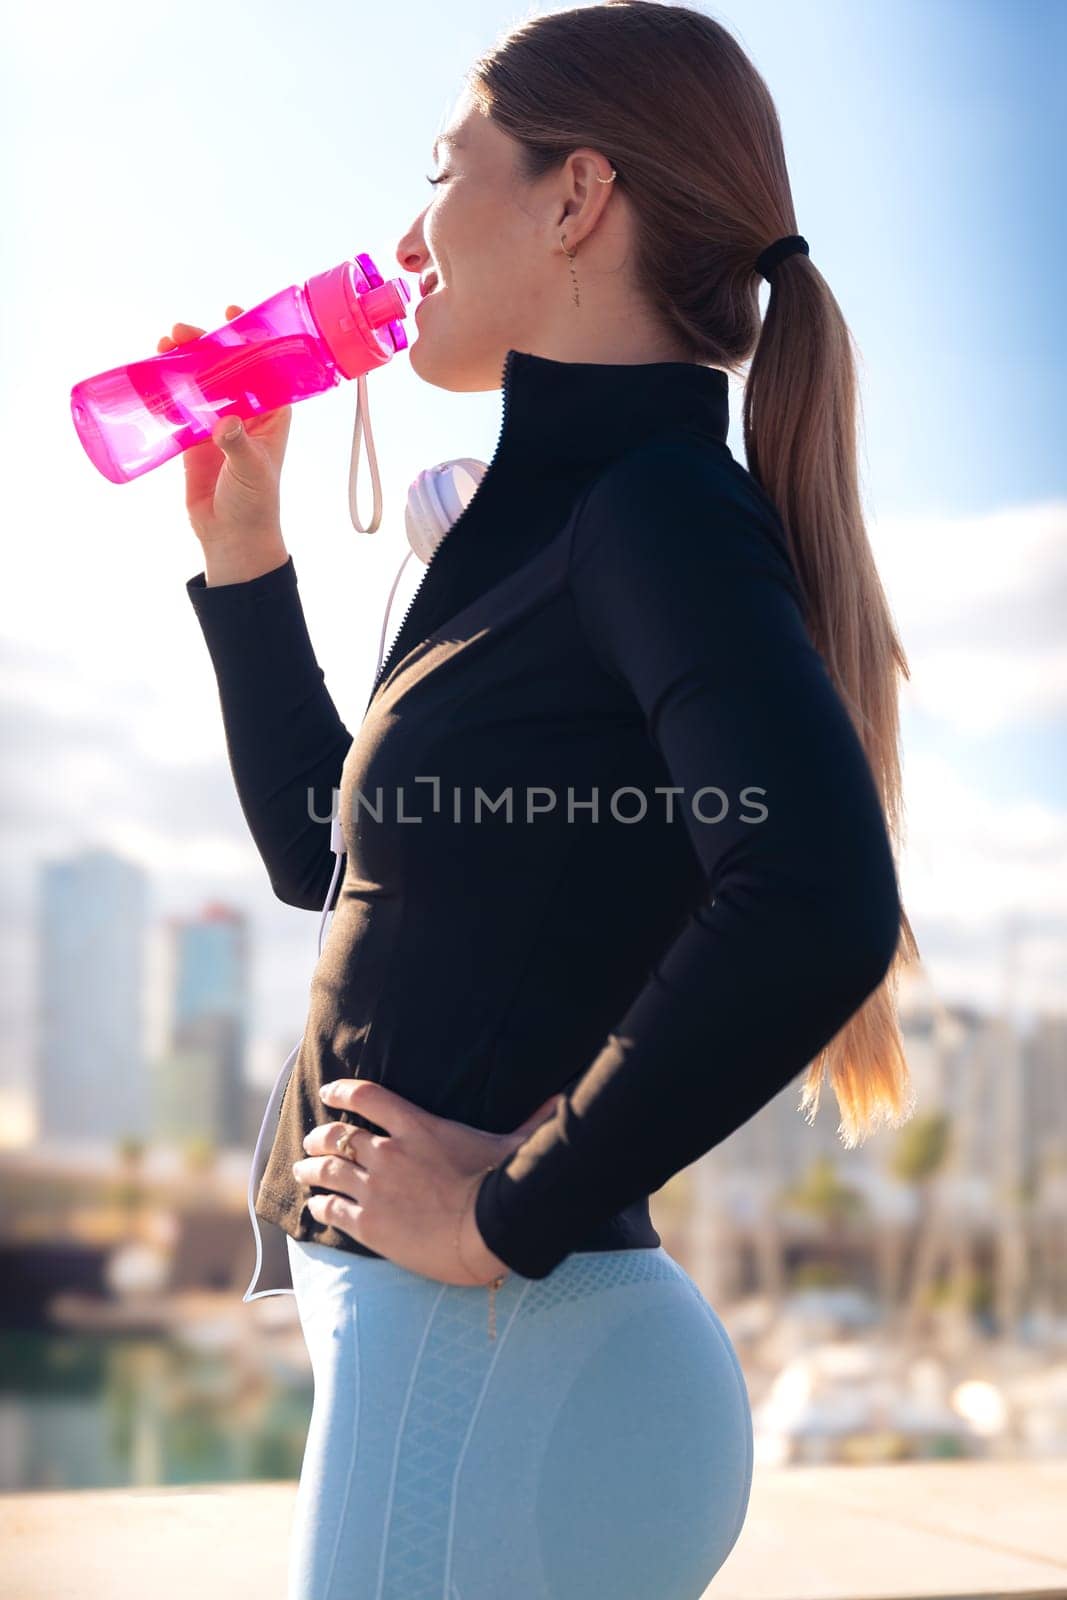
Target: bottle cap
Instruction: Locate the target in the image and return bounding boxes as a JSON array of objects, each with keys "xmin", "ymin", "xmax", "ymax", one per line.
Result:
[{"xmin": 305, "ymin": 252, "xmax": 410, "ymax": 380}]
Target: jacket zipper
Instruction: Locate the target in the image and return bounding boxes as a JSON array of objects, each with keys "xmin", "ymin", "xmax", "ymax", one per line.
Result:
[
  {"xmin": 363, "ymin": 347, "xmax": 517, "ymax": 714},
  {"xmin": 361, "ymin": 349, "xmax": 516, "ymax": 1336},
  {"xmin": 486, "ymin": 1271, "xmax": 507, "ymax": 1339}
]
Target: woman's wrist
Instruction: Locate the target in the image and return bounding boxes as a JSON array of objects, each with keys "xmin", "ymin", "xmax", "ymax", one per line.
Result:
[
  {"xmin": 202, "ymin": 536, "xmax": 289, "ymax": 588},
  {"xmin": 456, "ymin": 1167, "xmax": 509, "ymax": 1285}
]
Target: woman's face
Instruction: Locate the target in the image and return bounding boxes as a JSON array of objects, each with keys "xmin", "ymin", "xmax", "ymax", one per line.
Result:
[
  {"xmin": 395, "ymin": 85, "xmax": 550, "ymax": 392},
  {"xmin": 395, "ymin": 84, "xmax": 626, "ymax": 391}
]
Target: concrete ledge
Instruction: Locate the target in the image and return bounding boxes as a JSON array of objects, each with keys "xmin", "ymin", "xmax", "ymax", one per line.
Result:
[
  {"xmin": 1, "ymin": 1461, "xmax": 1065, "ymax": 1599},
  {"xmin": 715, "ymin": 1460, "xmax": 1067, "ymax": 1600}
]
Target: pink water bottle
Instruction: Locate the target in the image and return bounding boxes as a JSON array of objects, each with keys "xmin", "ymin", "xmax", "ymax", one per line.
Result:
[{"xmin": 70, "ymin": 252, "xmax": 410, "ymax": 485}]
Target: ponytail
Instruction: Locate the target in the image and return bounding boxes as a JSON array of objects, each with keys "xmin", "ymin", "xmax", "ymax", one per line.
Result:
[{"xmin": 743, "ymin": 254, "xmax": 919, "ymax": 1145}]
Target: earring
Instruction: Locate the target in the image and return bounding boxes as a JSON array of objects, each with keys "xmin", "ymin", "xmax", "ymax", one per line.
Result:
[
  {"xmin": 560, "ymin": 230, "xmax": 580, "ymax": 308},
  {"xmin": 560, "ymin": 167, "xmax": 616, "ymax": 310}
]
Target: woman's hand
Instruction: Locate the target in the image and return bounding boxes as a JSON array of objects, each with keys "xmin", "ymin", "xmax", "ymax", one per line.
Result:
[
  {"xmin": 291, "ymin": 1079, "xmax": 561, "ymax": 1285},
  {"xmin": 157, "ymin": 307, "xmax": 292, "ymax": 557}
]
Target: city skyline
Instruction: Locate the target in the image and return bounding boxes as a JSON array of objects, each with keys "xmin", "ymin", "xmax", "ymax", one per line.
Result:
[{"xmin": 1, "ymin": 0, "xmax": 1064, "ymax": 1135}]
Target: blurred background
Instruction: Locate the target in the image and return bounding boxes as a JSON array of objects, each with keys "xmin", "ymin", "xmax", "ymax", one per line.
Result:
[{"xmin": 1, "ymin": 0, "xmax": 1065, "ymax": 1496}]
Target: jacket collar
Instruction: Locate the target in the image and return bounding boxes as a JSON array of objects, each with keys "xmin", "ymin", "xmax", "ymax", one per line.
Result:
[
  {"xmin": 495, "ymin": 347, "xmax": 730, "ymax": 468},
  {"xmin": 366, "ymin": 348, "xmax": 731, "ymax": 708}
]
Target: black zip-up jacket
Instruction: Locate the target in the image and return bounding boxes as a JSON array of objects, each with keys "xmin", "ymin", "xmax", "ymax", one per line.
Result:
[{"xmin": 187, "ymin": 348, "xmax": 901, "ymax": 1280}]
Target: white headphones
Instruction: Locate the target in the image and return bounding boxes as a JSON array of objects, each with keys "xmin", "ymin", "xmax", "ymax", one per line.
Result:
[
  {"xmin": 349, "ymin": 370, "xmax": 488, "ymax": 679},
  {"xmin": 404, "ymin": 455, "xmax": 488, "ymax": 562}
]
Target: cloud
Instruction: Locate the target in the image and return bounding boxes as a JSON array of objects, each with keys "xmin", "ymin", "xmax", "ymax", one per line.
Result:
[
  {"xmin": 0, "ymin": 679, "xmax": 324, "ymax": 1121},
  {"xmin": 870, "ymin": 498, "xmax": 1067, "ymax": 733},
  {"xmin": 1, "ymin": 496, "xmax": 1063, "ymax": 1134},
  {"xmin": 900, "ymin": 747, "xmax": 1066, "ymax": 905}
]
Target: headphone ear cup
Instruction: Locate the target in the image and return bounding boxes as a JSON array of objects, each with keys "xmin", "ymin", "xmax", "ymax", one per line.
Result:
[
  {"xmin": 405, "ymin": 459, "xmax": 488, "ymax": 564},
  {"xmin": 405, "ymin": 472, "xmax": 444, "ymax": 564},
  {"xmin": 432, "ymin": 457, "xmax": 487, "ymax": 525}
]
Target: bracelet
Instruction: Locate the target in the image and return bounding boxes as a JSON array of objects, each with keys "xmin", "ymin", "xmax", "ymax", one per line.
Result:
[{"xmin": 455, "ymin": 1162, "xmax": 509, "ymax": 1340}]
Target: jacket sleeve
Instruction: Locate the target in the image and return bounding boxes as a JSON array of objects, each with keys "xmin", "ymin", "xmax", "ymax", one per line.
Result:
[
  {"xmin": 474, "ymin": 442, "xmax": 902, "ymax": 1279},
  {"xmin": 186, "ymin": 554, "xmax": 354, "ymax": 910}
]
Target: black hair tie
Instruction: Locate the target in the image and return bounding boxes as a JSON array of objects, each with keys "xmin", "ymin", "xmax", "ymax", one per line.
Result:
[{"xmin": 755, "ymin": 234, "xmax": 809, "ymax": 282}]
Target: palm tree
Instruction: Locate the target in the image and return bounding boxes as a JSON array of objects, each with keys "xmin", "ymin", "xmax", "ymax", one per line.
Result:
[
  {"xmin": 181, "ymin": 1134, "xmax": 220, "ymax": 1212},
  {"xmin": 889, "ymin": 1111, "xmax": 952, "ymax": 1337},
  {"xmin": 113, "ymin": 1133, "xmax": 148, "ymax": 1240},
  {"xmin": 182, "ymin": 1133, "xmax": 218, "ymax": 1176},
  {"xmin": 782, "ymin": 1156, "xmax": 868, "ymax": 1288}
]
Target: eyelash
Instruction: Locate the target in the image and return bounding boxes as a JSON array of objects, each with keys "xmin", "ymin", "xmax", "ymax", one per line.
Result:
[{"xmin": 424, "ymin": 173, "xmax": 448, "ymax": 187}]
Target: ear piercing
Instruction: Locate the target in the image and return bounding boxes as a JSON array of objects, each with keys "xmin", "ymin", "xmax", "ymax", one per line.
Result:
[{"xmin": 560, "ymin": 165, "xmax": 617, "ymax": 309}]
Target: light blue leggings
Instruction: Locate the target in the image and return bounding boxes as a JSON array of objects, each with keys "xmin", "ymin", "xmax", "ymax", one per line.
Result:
[{"xmin": 285, "ymin": 1234, "xmax": 753, "ymax": 1600}]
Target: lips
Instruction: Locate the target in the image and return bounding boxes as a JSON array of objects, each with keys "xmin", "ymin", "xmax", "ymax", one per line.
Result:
[{"xmin": 420, "ymin": 272, "xmax": 439, "ymax": 298}]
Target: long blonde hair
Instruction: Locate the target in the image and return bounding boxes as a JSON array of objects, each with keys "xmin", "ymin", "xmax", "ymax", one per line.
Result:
[{"xmin": 468, "ymin": 0, "xmax": 920, "ymax": 1146}]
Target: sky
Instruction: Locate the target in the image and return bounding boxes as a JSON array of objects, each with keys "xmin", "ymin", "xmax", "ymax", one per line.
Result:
[{"xmin": 1, "ymin": 0, "xmax": 1064, "ymax": 1138}]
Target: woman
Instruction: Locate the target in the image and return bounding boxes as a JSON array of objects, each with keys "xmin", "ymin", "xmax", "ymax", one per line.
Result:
[{"xmin": 169, "ymin": 4, "xmax": 918, "ymax": 1595}]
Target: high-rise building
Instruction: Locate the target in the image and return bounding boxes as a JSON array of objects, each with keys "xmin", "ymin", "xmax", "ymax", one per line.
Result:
[
  {"xmin": 155, "ymin": 903, "xmax": 250, "ymax": 1150},
  {"xmin": 35, "ymin": 848, "xmax": 148, "ymax": 1147},
  {"xmin": 1023, "ymin": 1014, "xmax": 1067, "ymax": 1186}
]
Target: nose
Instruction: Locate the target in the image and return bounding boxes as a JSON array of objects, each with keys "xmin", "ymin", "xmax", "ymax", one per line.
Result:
[{"xmin": 396, "ymin": 217, "xmax": 432, "ymax": 281}]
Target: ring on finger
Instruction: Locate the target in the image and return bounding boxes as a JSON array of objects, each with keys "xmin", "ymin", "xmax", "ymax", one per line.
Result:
[{"xmin": 335, "ymin": 1124, "xmax": 359, "ymax": 1160}]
